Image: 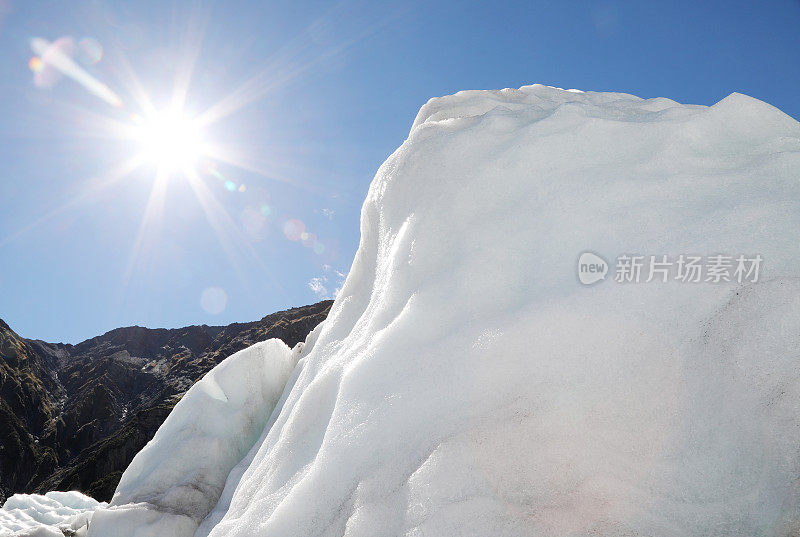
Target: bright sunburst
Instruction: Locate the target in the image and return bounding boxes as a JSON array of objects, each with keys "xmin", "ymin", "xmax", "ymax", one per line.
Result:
[
  {"xmin": 10, "ymin": 9, "xmax": 385, "ymax": 303},
  {"xmin": 132, "ymin": 108, "xmax": 206, "ymax": 174}
]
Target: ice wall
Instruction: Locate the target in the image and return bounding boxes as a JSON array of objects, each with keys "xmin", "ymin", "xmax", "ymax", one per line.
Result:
[{"xmin": 198, "ymin": 85, "xmax": 800, "ymax": 536}]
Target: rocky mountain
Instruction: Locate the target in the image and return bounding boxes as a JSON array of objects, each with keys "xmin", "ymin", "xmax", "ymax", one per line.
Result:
[{"xmin": 0, "ymin": 301, "xmax": 332, "ymax": 504}]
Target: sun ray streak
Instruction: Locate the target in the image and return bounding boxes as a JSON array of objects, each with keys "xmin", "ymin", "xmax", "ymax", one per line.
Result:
[
  {"xmin": 31, "ymin": 37, "xmax": 123, "ymax": 107},
  {"xmin": 202, "ymin": 143, "xmax": 328, "ymax": 195},
  {"xmin": 38, "ymin": 99, "xmax": 142, "ymax": 141},
  {"xmin": 107, "ymin": 50, "xmax": 156, "ymax": 117},
  {"xmin": 121, "ymin": 168, "xmax": 169, "ymax": 293},
  {"xmin": 170, "ymin": 8, "xmax": 209, "ymax": 112},
  {"xmin": 196, "ymin": 5, "xmax": 394, "ymax": 128},
  {"xmin": 0, "ymin": 154, "xmax": 146, "ymax": 248},
  {"xmin": 184, "ymin": 170, "xmax": 285, "ymax": 295}
]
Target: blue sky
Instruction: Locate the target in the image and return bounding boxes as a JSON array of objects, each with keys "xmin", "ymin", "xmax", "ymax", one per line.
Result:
[{"xmin": 0, "ymin": 0, "xmax": 798, "ymax": 343}]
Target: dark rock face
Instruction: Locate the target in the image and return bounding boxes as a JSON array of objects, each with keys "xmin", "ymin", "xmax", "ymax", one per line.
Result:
[
  {"xmin": 0, "ymin": 300, "xmax": 332, "ymax": 503},
  {"xmin": 0, "ymin": 321, "xmax": 61, "ymax": 502}
]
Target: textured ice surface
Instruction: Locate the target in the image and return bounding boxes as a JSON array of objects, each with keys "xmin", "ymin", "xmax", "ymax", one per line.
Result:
[
  {"xmin": 0, "ymin": 491, "xmax": 103, "ymax": 536},
  {"xmin": 198, "ymin": 85, "xmax": 800, "ymax": 537}
]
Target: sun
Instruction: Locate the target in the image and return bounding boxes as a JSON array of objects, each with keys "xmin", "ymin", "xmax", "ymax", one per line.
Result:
[{"xmin": 133, "ymin": 108, "xmax": 207, "ymax": 174}]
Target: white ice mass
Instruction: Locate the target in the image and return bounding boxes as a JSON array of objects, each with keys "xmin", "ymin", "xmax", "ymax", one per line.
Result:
[
  {"xmin": 90, "ymin": 339, "xmax": 300, "ymax": 535},
  {"xmin": 4, "ymin": 84, "xmax": 800, "ymax": 536},
  {"xmin": 0, "ymin": 491, "xmax": 103, "ymax": 536}
]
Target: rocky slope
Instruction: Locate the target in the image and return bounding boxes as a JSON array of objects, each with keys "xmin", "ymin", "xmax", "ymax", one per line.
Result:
[{"xmin": 0, "ymin": 301, "xmax": 332, "ymax": 503}]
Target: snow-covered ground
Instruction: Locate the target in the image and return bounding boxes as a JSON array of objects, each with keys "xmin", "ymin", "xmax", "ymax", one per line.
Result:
[
  {"xmin": 0, "ymin": 491, "xmax": 103, "ymax": 536},
  {"xmin": 3, "ymin": 84, "xmax": 800, "ymax": 536}
]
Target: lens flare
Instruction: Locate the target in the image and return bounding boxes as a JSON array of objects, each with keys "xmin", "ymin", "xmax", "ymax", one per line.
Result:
[
  {"xmin": 30, "ymin": 37, "xmax": 122, "ymax": 107},
  {"xmin": 201, "ymin": 286, "xmax": 227, "ymax": 314},
  {"xmin": 78, "ymin": 37, "xmax": 103, "ymax": 64},
  {"xmin": 28, "ymin": 56, "xmax": 43, "ymax": 73},
  {"xmin": 240, "ymin": 207, "xmax": 269, "ymax": 241},
  {"xmin": 202, "ymin": 162, "xmax": 245, "ymax": 193},
  {"xmin": 302, "ymin": 232, "xmax": 317, "ymax": 248},
  {"xmin": 283, "ymin": 219, "xmax": 305, "ymax": 241}
]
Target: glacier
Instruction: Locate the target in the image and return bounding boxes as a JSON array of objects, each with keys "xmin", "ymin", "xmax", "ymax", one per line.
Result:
[{"xmin": 3, "ymin": 84, "xmax": 800, "ymax": 536}]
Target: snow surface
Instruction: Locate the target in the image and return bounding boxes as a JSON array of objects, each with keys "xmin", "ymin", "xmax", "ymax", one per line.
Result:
[
  {"xmin": 5, "ymin": 84, "xmax": 800, "ymax": 536},
  {"xmin": 0, "ymin": 491, "xmax": 103, "ymax": 536}
]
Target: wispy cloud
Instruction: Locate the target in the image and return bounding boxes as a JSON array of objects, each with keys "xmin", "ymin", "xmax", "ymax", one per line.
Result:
[
  {"xmin": 308, "ymin": 277, "xmax": 328, "ymax": 298},
  {"xmin": 308, "ymin": 265, "xmax": 346, "ymax": 299}
]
